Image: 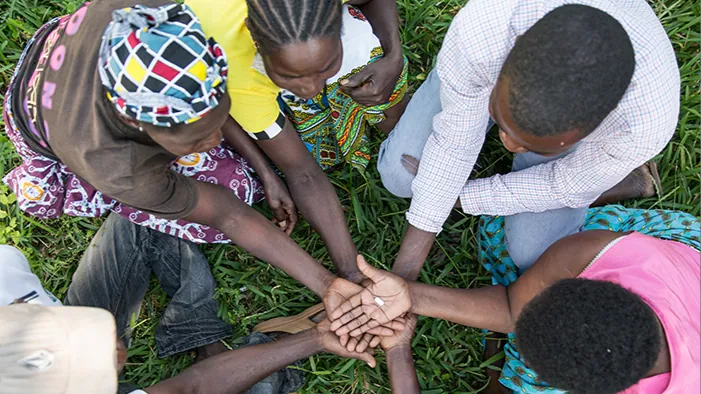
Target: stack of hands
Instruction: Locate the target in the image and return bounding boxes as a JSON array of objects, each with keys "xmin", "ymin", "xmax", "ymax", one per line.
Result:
[{"xmin": 316, "ymin": 255, "xmax": 417, "ymax": 367}]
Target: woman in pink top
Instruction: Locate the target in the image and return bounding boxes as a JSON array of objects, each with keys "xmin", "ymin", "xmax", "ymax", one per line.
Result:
[{"xmin": 326, "ymin": 224, "xmax": 700, "ymax": 393}]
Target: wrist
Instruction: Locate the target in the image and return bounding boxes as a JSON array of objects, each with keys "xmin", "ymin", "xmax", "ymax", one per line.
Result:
[
  {"xmin": 319, "ymin": 271, "xmax": 338, "ymax": 296},
  {"xmin": 383, "ymin": 47, "xmax": 403, "ymax": 63},
  {"xmin": 338, "ymin": 269, "xmax": 365, "ymax": 284},
  {"xmin": 407, "ymin": 281, "xmax": 418, "ymax": 314},
  {"xmin": 258, "ymin": 168, "xmax": 278, "ymax": 184},
  {"xmin": 307, "ymin": 326, "xmax": 326, "ymax": 354},
  {"xmin": 386, "ymin": 344, "xmax": 412, "ymax": 356}
]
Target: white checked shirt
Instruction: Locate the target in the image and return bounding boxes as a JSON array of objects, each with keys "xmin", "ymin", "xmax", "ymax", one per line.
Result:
[{"xmin": 407, "ymin": 0, "xmax": 680, "ymax": 233}]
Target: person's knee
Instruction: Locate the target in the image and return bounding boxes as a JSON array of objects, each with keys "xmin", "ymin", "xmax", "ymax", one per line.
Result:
[
  {"xmin": 504, "ymin": 216, "xmax": 551, "ymax": 271},
  {"xmin": 377, "ymin": 150, "xmax": 416, "ymax": 198},
  {"xmin": 505, "ymin": 239, "xmax": 543, "ymax": 271}
]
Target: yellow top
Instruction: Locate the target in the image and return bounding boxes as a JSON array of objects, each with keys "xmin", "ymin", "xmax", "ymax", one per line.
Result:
[{"xmin": 185, "ymin": 0, "xmax": 280, "ymax": 132}]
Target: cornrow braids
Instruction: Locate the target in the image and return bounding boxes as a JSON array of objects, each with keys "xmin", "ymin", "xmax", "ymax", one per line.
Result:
[{"xmin": 246, "ymin": 0, "xmax": 342, "ymax": 55}]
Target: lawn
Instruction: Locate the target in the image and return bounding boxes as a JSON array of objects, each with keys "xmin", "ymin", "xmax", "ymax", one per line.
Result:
[{"xmin": 0, "ymin": 0, "xmax": 698, "ymax": 393}]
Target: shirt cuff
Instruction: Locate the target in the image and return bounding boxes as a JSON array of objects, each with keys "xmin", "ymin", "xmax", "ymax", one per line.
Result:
[
  {"xmin": 459, "ymin": 178, "xmax": 492, "ymax": 216},
  {"xmin": 405, "ymin": 209, "xmax": 446, "ymax": 234},
  {"xmin": 246, "ymin": 111, "xmax": 285, "ymax": 140}
]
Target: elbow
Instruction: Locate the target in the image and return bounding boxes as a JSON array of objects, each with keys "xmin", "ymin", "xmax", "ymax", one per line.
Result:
[{"xmin": 286, "ymin": 165, "xmax": 323, "ymax": 188}]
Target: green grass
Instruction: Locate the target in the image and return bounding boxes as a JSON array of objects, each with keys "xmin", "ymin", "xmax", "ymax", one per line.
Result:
[{"xmin": 0, "ymin": 0, "xmax": 698, "ymax": 392}]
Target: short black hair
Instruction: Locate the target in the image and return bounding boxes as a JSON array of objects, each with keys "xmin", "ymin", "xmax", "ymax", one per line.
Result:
[
  {"xmin": 501, "ymin": 4, "xmax": 635, "ymax": 137},
  {"xmin": 246, "ymin": 0, "xmax": 342, "ymax": 55},
  {"xmin": 515, "ymin": 278, "xmax": 661, "ymax": 394}
]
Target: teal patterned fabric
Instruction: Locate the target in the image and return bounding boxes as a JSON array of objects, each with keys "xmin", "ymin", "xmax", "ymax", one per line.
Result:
[{"xmin": 477, "ymin": 205, "xmax": 700, "ymax": 393}]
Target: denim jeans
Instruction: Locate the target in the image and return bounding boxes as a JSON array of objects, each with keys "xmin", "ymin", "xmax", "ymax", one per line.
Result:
[
  {"xmin": 64, "ymin": 212, "xmax": 232, "ymax": 358},
  {"xmin": 66, "ymin": 213, "xmax": 305, "ymax": 394},
  {"xmin": 377, "ymin": 68, "xmax": 587, "ymax": 270}
]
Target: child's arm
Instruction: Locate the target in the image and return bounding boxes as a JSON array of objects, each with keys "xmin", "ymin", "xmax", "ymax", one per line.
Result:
[{"xmin": 221, "ymin": 117, "xmax": 297, "ymax": 234}]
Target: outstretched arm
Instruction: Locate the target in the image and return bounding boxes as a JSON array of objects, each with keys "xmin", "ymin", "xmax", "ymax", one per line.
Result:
[
  {"xmin": 382, "ymin": 315, "xmax": 421, "ymax": 394},
  {"xmin": 185, "ymin": 180, "xmax": 334, "ymax": 297},
  {"xmin": 255, "ymin": 121, "xmax": 363, "ymax": 282},
  {"xmin": 391, "ymin": 225, "xmax": 436, "ymax": 280},
  {"xmin": 222, "ymin": 117, "xmax": 297, "ymax": 234},
  {"xmin": 144, "ymin": 321, "xmax": 376, "ymax": 394},
  {"xmin": 330, "ymin": 231, "xmax": 620, "ymax": 336}
]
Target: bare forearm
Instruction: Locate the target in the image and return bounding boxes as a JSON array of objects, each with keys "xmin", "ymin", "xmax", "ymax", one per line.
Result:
[
  {"xmin": 222, "ymin": 198, "xmax": 334, "ymax": 296},
  {"xmin": 386, "ymin": 346, "xmax": 420, "ymax": 394},
  {"xmin": 392, "ymin": 224, "xmax": 436, "ymax": 280},
  {"xmin": 409, "ymin": 282, "xmax": 514, "ymax": 333},
  {"xmin": 188, "ymin": 182, "xmax": 334, "ymax": 296},
  {"xmin": 286, "ymin": 171, "xmax": 360, "ymax": 281},
  {"xmin": 145, "ymin": 329, "xmax": 323, "ymax": 394}
]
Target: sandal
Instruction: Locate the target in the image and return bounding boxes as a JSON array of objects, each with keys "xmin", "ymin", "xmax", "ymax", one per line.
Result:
[
  {"xmin": 645, "ymin": 160, "xmax": 662, "ymax": 196},
  {"xmin": 253, "ymin": 303, "xmax": 324, "ymax": 334}
]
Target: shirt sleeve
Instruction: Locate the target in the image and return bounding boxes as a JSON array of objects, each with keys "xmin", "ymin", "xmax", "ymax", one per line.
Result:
[
  {"xmin": 460, "ymin": 138, "xmax": 641, "ymax": 216},
  {"xmin": 459, "ymin": 29, "xmax": 681, "ymax": 217},
  {"xmin": 405, "ymin": 9, "xmax": 494, "ymax": 233},
  {"xmin": 104, "ymin": 169, "xmax": 199, "ymax": 220},
  {"xmin": 227, "ymin": 73, "xmax": 282, "ymax": 135}
]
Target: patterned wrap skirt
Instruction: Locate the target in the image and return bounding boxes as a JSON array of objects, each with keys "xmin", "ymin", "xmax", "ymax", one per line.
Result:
[
  {"xmin": 3, "ymin": 6, "xmax": 407, "ymax": 243},
  {"xmin": 2, "ymin": 17, "xmax": 264, "ymax": 244}
]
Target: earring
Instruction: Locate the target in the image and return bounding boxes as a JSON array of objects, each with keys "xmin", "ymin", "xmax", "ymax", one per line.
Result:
[{"xmin": 139, "ymin": 126, "xmax": 144, "ymax": 132}]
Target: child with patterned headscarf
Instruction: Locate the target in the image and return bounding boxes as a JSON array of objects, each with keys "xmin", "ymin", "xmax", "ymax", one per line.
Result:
[{"xmin": 2, "ymin": 1, "xmax": 374, "ymax": 386}]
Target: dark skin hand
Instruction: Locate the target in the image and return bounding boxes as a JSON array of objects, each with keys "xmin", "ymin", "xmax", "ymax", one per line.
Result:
[
  {"xmin": 343, "ymin": 0, "xmax": 404, "ymax": 106},
  {"xmin": 254, "ymin": 120, "xmax": 364, "ymax": 283},
  {"xmin": 382, "ymin": 314, "xmax": 421, "ymax": 394},
  {"xmin": 143, "ymin": 94, "xmax": 297, "ymax": 233},
  {"xmin": 329, "ymin": 231, "xmax": 673, "ymax": 392},
  {"xmin": 221, "ymin": 117, "xmax": 297, "ymax": 234},
  {"xmin": 381, "ymin": 224, "xmax": 435, "ymax": 392},
  {"xmin": 184, "ymin": 180, "xmax": 395, "ymax": 321},
  {"xmin": 254, "ymin": 122, "xmax": 393, "ymax": 349},
  {"xmin": 143, "ymin": 320, "xmax": 376, "ymax": 394},
  {"xmin": 331, "ymin": 231, "xmax": 625, "ymax": 335}
]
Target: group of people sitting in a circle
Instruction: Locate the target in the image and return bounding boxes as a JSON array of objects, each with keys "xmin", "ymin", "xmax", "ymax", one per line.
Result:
[{"xmin": 1, "ymin": 0, "xmax": 697, "ymax": 393}]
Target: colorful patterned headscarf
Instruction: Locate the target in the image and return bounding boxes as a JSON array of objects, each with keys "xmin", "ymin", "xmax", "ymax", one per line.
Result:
[{"xmin": 98, "ymin": 3, "xmax": 228, "ymax": 127}]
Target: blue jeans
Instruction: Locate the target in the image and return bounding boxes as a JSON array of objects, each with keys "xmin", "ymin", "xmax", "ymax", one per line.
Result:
[
  {"xmin": 377, "ymin": 68, "xmax": 587, "ymax": 270},
  {"xmin": 66, "ymin": 213, "xmax": 305, "ymax": 394},
  {"xmin": 64, "ymin": 213, "xmax": 232, "ymax": 358}
]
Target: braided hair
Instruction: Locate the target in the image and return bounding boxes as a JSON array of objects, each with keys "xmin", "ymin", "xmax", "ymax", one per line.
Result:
[{"xmin": 246, "ymin": 0, "xmax": 342, "ymax": 55}]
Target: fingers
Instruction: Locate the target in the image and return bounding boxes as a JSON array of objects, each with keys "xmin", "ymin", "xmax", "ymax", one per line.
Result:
[
  {"xmin": 359, "ymin": 350, "xmax": 376, "ymax": 368},
  {"xmin": 347, "ymin": 85, "xmax": 382, "ymax": 106},
  {"xmin": 368, "ymin": 335, "xmax": 382, "ymax": 349},
  {"xmin": 269, "ymin": 199, "xmax": 284, "ymax": 220},
  {"xmin": 339, "ymin": 334, "xmax": 349, "ymax": 347},
  {"xmin": 365, "ymin": 325, "xmax": 395, "ymax": 337},
  {"xmin": 355, "ymin": 255, "xmax": 383, "ymax": 282},
  {"xmin": 328, "ymin": 293, "xmax": 365, "ymax": 324},
  {"xmin": 345, "ymin": 335, "xmax": 360, "ymax": 353},
  {"xmin": 283, "ymin": 200, "xmax": 298, "ymax": 234},
  {"xmin": 339, "ymin": 67, "xmax": 372, "ymax": 89},
  {"xmin": 330, "ymin": 305, "xmax": 368, "ymax": 330},
  {"xmin": 347, "ymin": 318, "xmax": 384, "ymax": 338},
  {"xmin": 355, "ymin": 333, "xmax": 373, "ymax": 353},
  {"xmin": 347, "ymin": 319, "xmax": 382, "ymax": 338}
]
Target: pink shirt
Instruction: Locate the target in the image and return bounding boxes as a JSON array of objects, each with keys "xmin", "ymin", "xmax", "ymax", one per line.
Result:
[{"xmin": 580, "ymin": 232, "xmax": 700, "ymax": 394}]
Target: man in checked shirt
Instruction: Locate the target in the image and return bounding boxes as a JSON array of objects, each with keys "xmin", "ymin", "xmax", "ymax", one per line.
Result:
[{"xmin": 376, "ymin": 0, "xmax": 679, "ymax": 276}]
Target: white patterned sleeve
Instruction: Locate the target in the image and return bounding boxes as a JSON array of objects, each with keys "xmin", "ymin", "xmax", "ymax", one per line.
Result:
[{"xmin": 406, "ymin": 8, "xmax": 495, "ymax": 233}]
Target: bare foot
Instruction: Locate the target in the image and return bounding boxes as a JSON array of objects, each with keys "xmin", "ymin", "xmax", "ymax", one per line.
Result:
[
  {"xmin": 592, "ymin": 161, "xmax": 661, "ymax": 207},
  {"xmin": 194, "ymin": 341, "xmax": 229, "ymax": 363}
]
